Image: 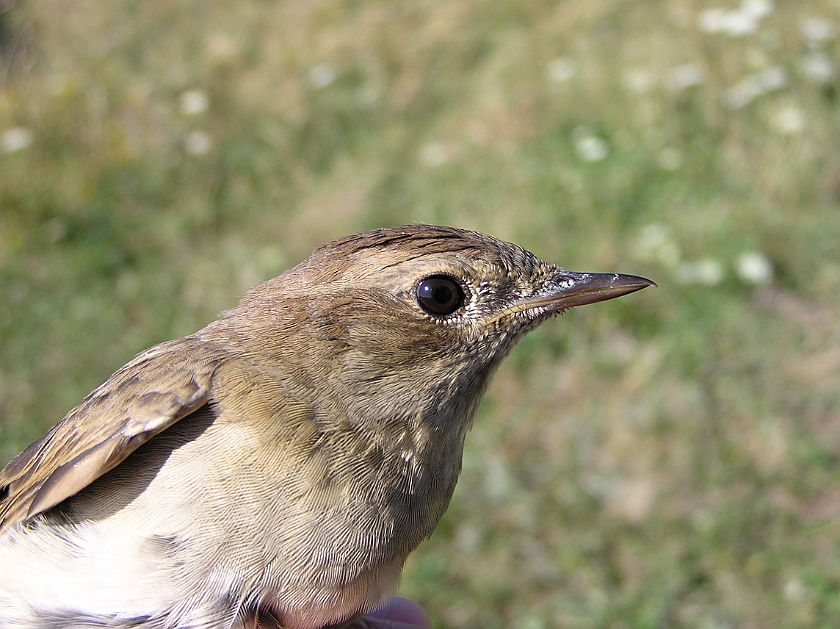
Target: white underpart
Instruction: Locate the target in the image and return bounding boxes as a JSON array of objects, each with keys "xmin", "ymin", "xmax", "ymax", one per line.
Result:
[{"xmin": 0, "ymin": 521, "xmax": 193, "ymax": 624}]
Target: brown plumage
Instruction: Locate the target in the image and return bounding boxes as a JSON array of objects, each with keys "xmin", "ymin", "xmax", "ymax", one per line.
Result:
[{"xmin": 0, "ymin": 225, "xmax": 653, "ymax": 628}]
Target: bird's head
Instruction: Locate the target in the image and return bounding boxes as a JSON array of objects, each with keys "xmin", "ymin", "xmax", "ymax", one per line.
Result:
[{"xmin": 227, "ymin": 225, "xmax": 653, "ymax": 436}]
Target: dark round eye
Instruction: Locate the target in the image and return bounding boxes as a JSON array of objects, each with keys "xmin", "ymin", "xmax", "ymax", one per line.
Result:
[{"xmin": 416, "ymin": 275, "xmax": 465, "ymax": 316}]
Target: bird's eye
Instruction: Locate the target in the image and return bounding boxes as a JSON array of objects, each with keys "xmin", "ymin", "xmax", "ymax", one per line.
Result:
[{"xmin": 416, "ymin": 275, "xmax": 465, "ymax": 316}]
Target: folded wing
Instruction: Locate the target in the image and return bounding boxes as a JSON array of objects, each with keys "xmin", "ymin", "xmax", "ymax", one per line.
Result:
[{"xmin": 0, "ymin": 337, "xmax": 220, "ymax": 531}]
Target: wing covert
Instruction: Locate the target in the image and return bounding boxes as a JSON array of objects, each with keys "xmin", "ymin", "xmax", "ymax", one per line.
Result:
[{"xmin": 0, "ymin": 336, "xmax": 220, "ymax": 531}]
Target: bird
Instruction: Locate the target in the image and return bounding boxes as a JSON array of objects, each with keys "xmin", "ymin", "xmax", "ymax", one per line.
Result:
[{"xmin": 0, "ymin": 225, "xmax": 653, "ymax": 629}]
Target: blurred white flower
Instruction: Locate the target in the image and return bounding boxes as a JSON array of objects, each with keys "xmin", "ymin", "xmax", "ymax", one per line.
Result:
[
  {"xmin": 184, "ymin": 130, "xmax": 212, "ymax": 155},
  {"xmin": 736, "ymin": 251, "xmax": 773, "ymax": 285},
  {"xmin": 742, "ymin": 0, "xmax": 773, "ymax": 20},
  {"xmin": 179, "ymin": 89, "xmax": 209, "ymax": 115},
  {"xmin": 308, "ymin": 63, "xmax": 336, "ymax": 89},
  {"xmin": 698, "ymin": 0, "xmax": 772, "ymax": 36},
  {"xmin": 676, "ymin": 259, "xmax": 725, "ymax": 286},
  {"xmin": 784, "ymin": 578, "xmax": 809, "ymax": 604},
  {"xmin": 698, "ymin": 8, "xmax": 755, "ymax": 35},
  {"xmin": 1, "ymin": 127, "xmax": 34, "ymax": 153},
  {"xmin": 573, "ymin": 128, "xmax": 609, "ymax": 162},
  {"xmin": 633, "ymin": 223, "xmax": 681, "ymax": 268},
  {"xmin": 725, "ymin": 11, "xmax": 759, "ymax": 36},
  {"xmin": 724, "ymin": 67, "xmax": 786, "ymax": 109},
  {"xmin": 801, "ymin": 53, "xmax": 835, "ymax": 84},
  {"xmin": 668, "ymin": 63, "xmax": 705, "ymax": 90},
  {"xmin": 657, "ymin": 147, "xmax": 682, "ymax": 170},
  {"xmin": 771, "ymin": 106, "xmax": 805, "ymax": 135},
  {"xmin": 724, "ymin": 78, "xmax": 763, "ymax": 109},
  {"xmin": 623, "ymin": 67, "xmax": 655, "ymax": 94},
  {"xmin": 699, "ymin": 9, "xmax": 730, "ymax": 33},
  {"xmin": 758, "ymin": 66, "xmax": 787, "ymax": 90},
  {"xmin": 800, "ymin": 18, "xmax": 834, "ymax": 46},
  {"xmin": 545, "ymin": 57, "xmax": 576, "ymax": 84},
  {"xmin": 419, "ymin": 142, "xmax": 449, "ymax": 167}
]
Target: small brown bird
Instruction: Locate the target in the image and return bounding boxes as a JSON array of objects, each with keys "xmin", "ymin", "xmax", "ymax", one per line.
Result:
[{"xmin": 0, "ymin": 225, "xmax": 653, "ymax": 629}]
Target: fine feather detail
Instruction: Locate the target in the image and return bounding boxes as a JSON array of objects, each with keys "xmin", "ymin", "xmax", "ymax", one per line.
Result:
[
  {"xmin": 0, "ymin": 337, "xmax": 219, "ymax": 530},
  {"xmin": 0, "ymin": 225, "xmax": 653, "ymax": 629}
]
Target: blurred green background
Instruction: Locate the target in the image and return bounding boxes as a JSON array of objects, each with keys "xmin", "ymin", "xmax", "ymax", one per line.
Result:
[{"xmin": 1, "ymin": 0, "xmax": 839, "ymax": 626}]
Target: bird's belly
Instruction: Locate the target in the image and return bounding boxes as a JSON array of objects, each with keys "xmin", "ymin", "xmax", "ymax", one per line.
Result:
[
  {"xmin": 0, "ymin": 520, "xmax": 219, "ymax": 627},
  {"xmin": 252, "ymin": 555, "xmax": 404, "ymax": 629},
  {"xmin": 20, "ymin": 419, "xmax": 419, "ymax": 627},
  {"xmin": 0, "ymin": 408, "xmax": 452, "ymax": 628},
  {"xmin": 0, "ymin": 498, "xmax": 405, "ymax": 629}
]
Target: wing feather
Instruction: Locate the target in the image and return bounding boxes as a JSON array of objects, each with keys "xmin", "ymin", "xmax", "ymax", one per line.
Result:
[{"xmin": 0, "ymin": 336, "xmax": 220, "ymax": 531}]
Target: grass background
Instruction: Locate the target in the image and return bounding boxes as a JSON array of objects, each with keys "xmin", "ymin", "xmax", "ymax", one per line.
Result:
[{"xmin": 1, "ymin": 0, "xmax": 839, "ymax": 627}]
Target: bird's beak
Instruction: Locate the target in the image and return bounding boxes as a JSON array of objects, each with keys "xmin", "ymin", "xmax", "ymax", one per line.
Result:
[{"xmin": 514, "ymin": 271, "xmax": 656, "ymax": 315}]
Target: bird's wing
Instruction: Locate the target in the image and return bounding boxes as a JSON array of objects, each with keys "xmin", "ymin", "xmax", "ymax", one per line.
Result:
[{"xmin": 0, "ymin": 336, "xmax": 220, "ymax": 531}]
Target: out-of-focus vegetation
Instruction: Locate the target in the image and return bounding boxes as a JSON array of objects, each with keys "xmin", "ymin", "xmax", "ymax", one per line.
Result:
[{"xmin": 2, "ymin": 0, "xmax": 840, "ymax": 626}]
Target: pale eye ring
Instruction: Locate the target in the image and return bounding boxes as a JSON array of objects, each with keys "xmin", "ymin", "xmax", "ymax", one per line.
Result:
[{"xmin": 416, "ymin": 275, "xmax": 464, "ymax": 316}]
